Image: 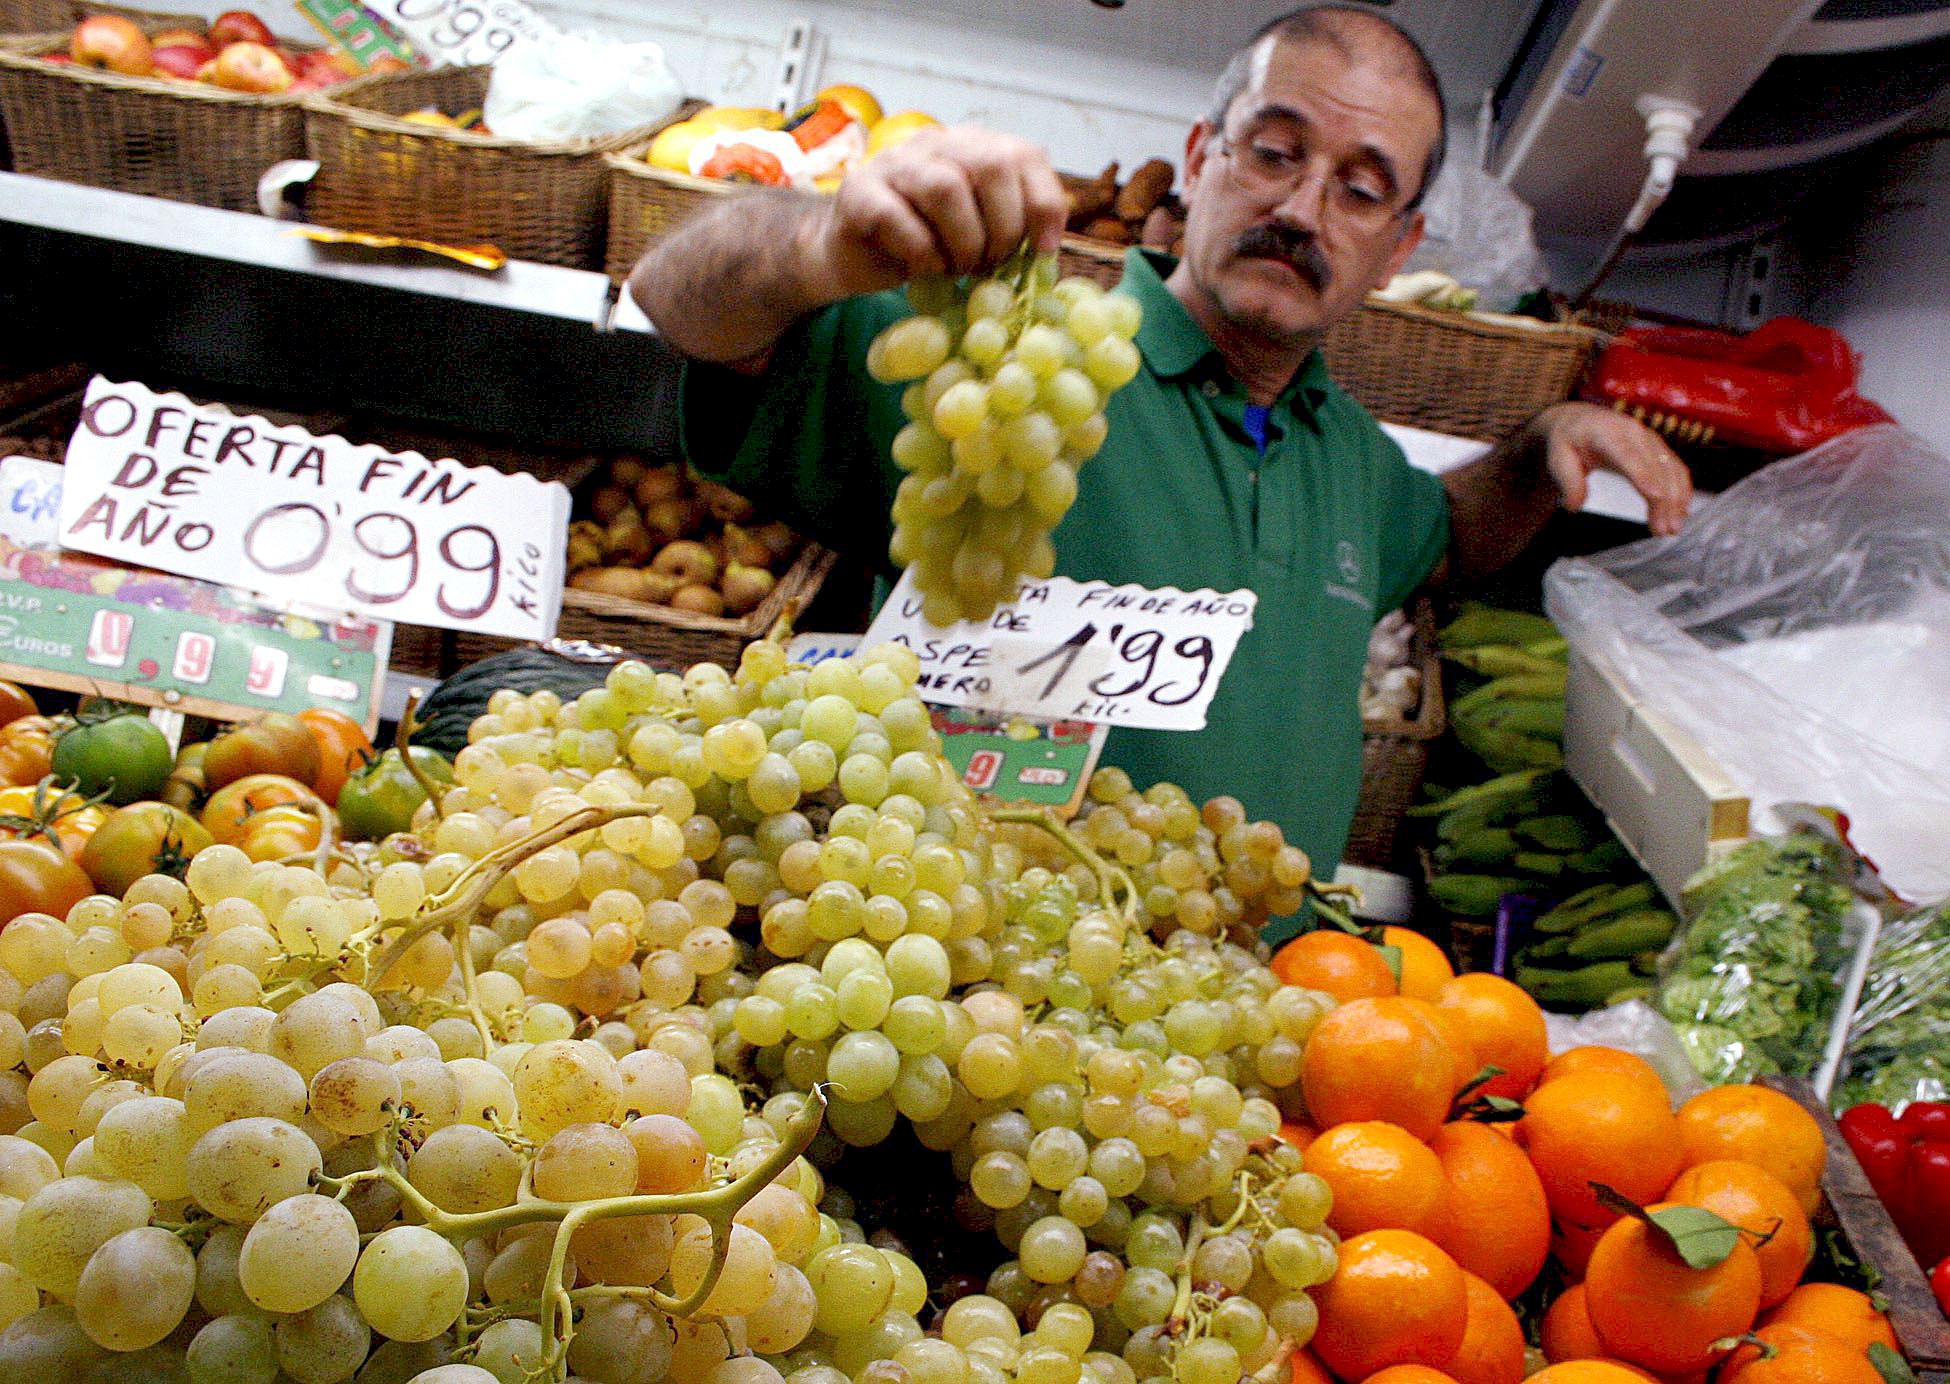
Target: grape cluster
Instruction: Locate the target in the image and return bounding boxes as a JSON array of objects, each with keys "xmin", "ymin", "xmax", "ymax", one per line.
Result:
[
  {"xmin": 870, "ymin": 251, "xmax": 1143, "ymax": 626},
  {"xmin": 0, "ymin": 634, "xmax": 1349, "ymax": 1384}
]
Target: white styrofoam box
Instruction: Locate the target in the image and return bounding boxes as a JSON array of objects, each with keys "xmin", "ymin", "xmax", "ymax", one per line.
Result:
[{"xmin": 1562, "ymin": 646, "xmax": 1751, "ymax": 909}]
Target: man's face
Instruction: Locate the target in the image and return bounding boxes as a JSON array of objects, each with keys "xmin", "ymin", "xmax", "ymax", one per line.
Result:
[{"xmin": 1178, "ymin": 34, "xmax": 1438, "ymax": 345}]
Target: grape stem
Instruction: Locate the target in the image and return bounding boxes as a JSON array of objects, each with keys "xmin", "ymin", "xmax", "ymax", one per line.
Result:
[
  {"xmin": 991, "ymin": 808, "xmax": 1141, "ymax": 926},
  {"xmin": 397, "ymin": 690, "xmax": 450, "ymax": 821},
  {"xmin": 316, "ymin": 1082, "xmax": 828, "ymax": 1382}
]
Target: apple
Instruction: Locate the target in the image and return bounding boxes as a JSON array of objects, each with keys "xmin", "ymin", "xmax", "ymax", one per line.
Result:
[
  {"xmin": 208, "ymin": 10, "xmax": 274, "ymax": 47},
  {"xmin": 70, "ymin": 15, "xmax": 152, "ymax": 74},
  {"xmin": 206, "ymin": 40, "xmax": 291, "ymax": 92},
  {"xmin": 149, "ymin": 27, "xmax": 209, "ymax": 49},
  {"xmin": 150, "ymin": 43, "xmax": 213, "ymax": 79}
]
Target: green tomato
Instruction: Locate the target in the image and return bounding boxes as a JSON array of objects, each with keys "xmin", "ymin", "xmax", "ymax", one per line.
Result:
[
  {"xmin": 336, "ymin": 747, "xmax": 454, "ymax": 841},
  {"xmin": 50, "ymin": 712, "xmax": 173, "ymax": 805}
]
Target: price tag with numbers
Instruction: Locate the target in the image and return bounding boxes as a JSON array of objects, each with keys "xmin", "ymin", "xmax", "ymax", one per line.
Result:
[
  {"xmin": 57, "ymin": 377, "xmax": 568, "ymax": 643},
  {"xmin": 362, "ymin": 0, "xmax": 558, "ymax": 67},
  {"xmin": 861, "ymin": 570, "xmax": 1257, "ymax": 731}
]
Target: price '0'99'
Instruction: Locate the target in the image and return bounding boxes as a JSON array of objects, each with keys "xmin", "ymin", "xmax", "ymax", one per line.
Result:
[
  {"xmin": 390, "ymin": 0, "xmax": 518, "ymax": 56},
  {"xmin": 244, "ymin": 502, "xmax": 500, "ymax": 621}
]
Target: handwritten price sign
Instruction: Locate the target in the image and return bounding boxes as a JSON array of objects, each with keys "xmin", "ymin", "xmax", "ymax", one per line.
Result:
[
  {"xmin": 58, "ymin": 378, "xmax": 568, "ymax": 642},
  {"xmin": 365, "ymin": 0, "xmax": 557, "ymax": 67},
  {"xmin": 862, "ymin": 570, "xmax": 1256, "ymax": 731}
]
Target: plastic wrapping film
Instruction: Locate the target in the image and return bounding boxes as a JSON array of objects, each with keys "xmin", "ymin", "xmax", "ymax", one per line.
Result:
[
  {"xmin": 1834, "ymin": 899, "xmax": 1950, "ymax": 1114},
  {"xmin": 1544, "ymin": 424, "xmax": 1950, "ymax": 904},
  {"xmin": 1544, "ymin": 999, "xmax": 1707, "ymax": 1107},
  {"xmin": 1652, "ymin": 833, "xmax": 1864, "ymax": 1085}
]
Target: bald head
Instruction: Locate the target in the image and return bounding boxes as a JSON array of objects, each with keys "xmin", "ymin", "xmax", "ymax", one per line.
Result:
[{"xmin": 1207, "ymin": 5, "xmax": 1446, "ymax": 208}]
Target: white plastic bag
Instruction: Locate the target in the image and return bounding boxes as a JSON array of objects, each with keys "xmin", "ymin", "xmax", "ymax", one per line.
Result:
[
  {"xmin": 1544, "ymin": 1000, "xmax": 1706, "ymax": 1106},
  {"xmin": 1401, "ymin": 146, "xmax": 1548, "ymax": 313},
  {"xmin": 1544, "ymin": 425, "xmax": 1950, "ymax": 903},
  {"xmin": 483, "ymin": 32, "xmax": 684, "ymax": 144}
]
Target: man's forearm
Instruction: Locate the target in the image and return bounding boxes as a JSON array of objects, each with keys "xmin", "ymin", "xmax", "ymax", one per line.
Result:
[
  {"xmin": 628, "ymin": 190, "xmax": 844, "ymax": 368},
  {"xmin": 1439, "ymin": 416, "xmax": 1561, "ymax": 584}
]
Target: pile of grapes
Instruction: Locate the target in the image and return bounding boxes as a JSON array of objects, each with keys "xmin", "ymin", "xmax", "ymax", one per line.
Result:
[
  {"xmin": 871, "ymin": 253, "xmax": 1143, "ymax": 626},
  {"xmin": 0, "ymin": 638, "xmax": 1342, "ymax": 1384}
]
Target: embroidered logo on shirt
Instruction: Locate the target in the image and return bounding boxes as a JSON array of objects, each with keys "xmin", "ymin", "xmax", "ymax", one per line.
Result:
[{"xmin": 1325, "ymin": 539, "xmax": 1372, "ymax": 611}]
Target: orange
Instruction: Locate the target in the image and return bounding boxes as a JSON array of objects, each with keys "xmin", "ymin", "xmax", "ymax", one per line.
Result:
[
  {"xmin": 1302, "ymin": 998, "xmax": 1461, "ymax": 1141},
  {"xmin": 1381, "ymin": 926, "xmax": 1454, "ymax": 1001},
  {"xmin": 1307, "ymin": 1121, "xmax": 1448, "ymax": 1239},
  {"xmin": 1399, "ymin": 998, "xmax": 1478, "ymax": 1097},
  {"xmin": 1517, "ymin": 1070, "xmax": 1682, "ymax": 1229},
  {"xmin": 1288, "ymin": 1350, "xmax": 1336, "ymax": 1384},
  {"xmin": 1427, "ymin": 1121, "xmax": 1549, "ymax": 1298},
  {"xmin": 1664, "ymin": 1159, "xmax": 1812, "ymax": 1307},
  {"xmin": 1434, "ymin": 973, "xmax": 1548, "ymax": 1100},
  {"xmin": 1582, "ymin": 1204, "xmax": 1762, "ymax": 1375},
  {"xmin": 1312, "ymin": 1230, "xmax": 1469, "ymax": 1381},
  {"xmin": 1540, "ymin": 1283, "xmax": 1604, "ymax": 1362},
  {"xmin": 1360, "ymin": 1369, "xmax": 1460, "ymax": 1384},
  {"xmin": 1525, "ymin": 1365, "xmax": 1660, "ymax": 1384},
  {"xmin": 1540, "ymin": 1045, "xmax": 1665, "ymax": 1093},
  {"xmin": 816, "ymin": 82, "xmax": 882, "ymax": 128},
  {"xmin": 1443, "ymin": 1271, "xmax": 1525, "ymax": 1384},
  {"xmin": 1718, "ymin": 1323, "xmax": 1882, "ymax": 1384},
  {"xmin": 1674, "ymin": 1085, "xmax": 1825, "ymax": 1215},
  {"xmin": 1272, "ymin": 930, "xmax": 1398, "ymax": 1001},
  {"xmin": 1550, "ymin": 1217, "xmax": 1608, "ymax": 1280},
  {"xmin": 1277, "ymin": 1120, "xmax": 1319, "ymax": 1153},
  {"xmin": 1759, "ymin": 1282, "xmax": 1899, "ymax": 1355}
]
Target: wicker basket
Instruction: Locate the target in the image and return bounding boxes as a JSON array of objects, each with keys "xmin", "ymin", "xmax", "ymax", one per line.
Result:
[
  {"xmin": 602, "ymin": 152, "xmax": 732, "ymax": 283},
  {"xmin": 0, "ymin": 27, "xmax": 323, "ymax": 210},
  {"xmin": 304, "ymin": 67, "xmax": 696, "ymax": 271},
  {"xmin": 1343, "ymin": 597, "xmax": 1446, "ymax": 872},
  {"xmin": 0, "ymin": 1, "xmax": 198, "ymax": 31},
  {"xmin": 1322, "ymin": 298, "xmax": 1599, "ymax": 441},
  {"xmin": 1056, "ymin": 234, "xmax": 1129, "ymax": 290}
]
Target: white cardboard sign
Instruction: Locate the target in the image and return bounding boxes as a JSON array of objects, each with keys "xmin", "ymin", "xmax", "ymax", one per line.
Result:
[
  {"xmin": 862, "ymin": 569, "xmax": 1256, "ymax": 731},
  {"xmin": 0, "ymin": 456, "xmax": 62, "ymax": 548},
  {"xmin": 57, "ymin": 378, "xmax": 568, "ymax": 643},
  {"xmin": 363, "ymin": 0, "xmax": 559, "ymax": 68}
]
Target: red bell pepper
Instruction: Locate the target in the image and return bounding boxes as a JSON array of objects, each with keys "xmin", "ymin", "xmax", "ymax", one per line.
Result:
[
  {"xmin": 1899, "ymin": 1100, "xmax": 1950, "ymax": 1145},
  {"xmin": 1841, "ymin": 1101, "xmax": 1950, "ymax": 1270},
  {"xmin": 1931, "ymin": 1256, "xmax": 1950, "ymax": 1319}
]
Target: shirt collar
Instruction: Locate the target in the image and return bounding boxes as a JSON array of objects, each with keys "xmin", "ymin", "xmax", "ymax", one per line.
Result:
[{"xmin": 1120, "ymin": 247, "xmax": 1334, "ymax": 415}]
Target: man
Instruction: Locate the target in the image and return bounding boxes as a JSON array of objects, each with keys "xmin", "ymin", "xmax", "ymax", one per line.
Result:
[{"xmin": 630, "ymin": 5, "xmax": 1691, "ymax": 919}]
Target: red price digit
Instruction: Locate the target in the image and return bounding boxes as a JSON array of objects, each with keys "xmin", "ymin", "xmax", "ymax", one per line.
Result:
[
  {"xmin": 173, "ymin": 632, "xmax": 215, "ymax": 684},
  {"xmin": 245, "ymin": 646, "xmax": 289, "ymax": 698}
]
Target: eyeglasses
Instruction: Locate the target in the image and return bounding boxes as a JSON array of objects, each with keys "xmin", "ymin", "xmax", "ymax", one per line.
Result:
[{"xmin": 1210, "ymin": 130, "xmax": 1407, "ymax": 230}]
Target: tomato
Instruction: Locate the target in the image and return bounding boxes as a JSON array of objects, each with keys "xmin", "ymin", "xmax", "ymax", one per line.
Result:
[
  {"xmin": 0, "ymin": 716, "xmax": 56, "ymax": 787},
  {"xmin": 0, "ymin": 837, "xmax": 92, "ymax": 923},
  {"xmin": 80, "ymin": 802, "xmax": 214, "ymax": 897},
  {"xmin": 203, "ymin": 713, "xmax": 321, "ymax": 794},
  {"xmin": 50, "ymin": 712, "xmax": 173, "ymax": 805},
  {"xmin": 235, "ymin": 803, "xmax": 324, "ymax": 863},
  {"xmin": 337, "ymin": 747, "xmax": 453, "ymax": 841},
  {"xmin": 161, "ymin": 741, "xmax": 209, "ymax": 813},
  {"xmin": 0, "ymin": 681, "xmax": 36, "ymax": 730},
  {"xmin": 0, "ymin": 781, "xmax": 109, "ymax": 859},
  {"xmin": 200, "ymin": 773, "xmax": 320, "ymax": 845},
  {"xmin": 298, "ymin": 708, "xmax": 374, "ymax": 804}
]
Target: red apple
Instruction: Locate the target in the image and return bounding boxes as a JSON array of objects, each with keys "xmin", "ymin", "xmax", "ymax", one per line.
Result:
[
  {"xmin": 150, "ymin": 43, "xmax": 213, "ymax": 78},
  {"xmin": 70, "ymin": 15, "xmax": 152, "ymax": 74},
  {"xmin": 41, "ymin": 52, "xmax": 74, "ymax": 64},
  {"xmin": 149, "ymin": 27, "xmax": 208, "ymax": 49},
  {"xmin": 208, "ymin": 10, "xmax": 274, "ymax": 47},
  {"xmin": 206, "ymin": 40, "xmax": 291, "ymax": 92},
  {"xmin": 288, "ymin": 48, "xmax": 353, "ymax": 90}
]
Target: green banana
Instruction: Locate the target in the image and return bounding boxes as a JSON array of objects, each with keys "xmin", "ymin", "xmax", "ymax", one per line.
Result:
[
  {"xmin": 1532, "ymin": 880, "xmax": 1658, "ymax": 934},
  {"xmin": 1521, "ymin": 935, "xmax": 1574, "ymax": 961},
  {"xmin": 1441, "ymin": 645, "xmax": 1567, "ymax": 679},
  {"xmin": 1458, "ymin": 698, "xmax": 1565, "ymax": 740},
  {"xmin": 1514, "ymin": 814, "xmax": 1598, "ymax": 852},
  {"xmin": 1516, "ymin": 959, "xmax": 1639, "ymax": 1007},
  {"xmin": 1604, "ymin": 983, "xmax": 1655, "ymax": 1006},
  {"xmin": 1451, "ymin": 672, "xmax": 1568, "ymax": 718},
  {"xmin": 1436, "ymin": 828, "xmax": 1520, "ymax": 868},
  {"xmin": 1406, "ymin": 768, "xmax": 1553, "ymax": 818},
  {"xmin": 1439, "ymin": 605, "xmax": 1559, "ymax": 651},
  {"xmin": 1454, "ymin": 719, "xmax": 1564, "ymax": 774},
  {"xmin": 1630, "ymin": 950, "xmax": 1664, "ymax": 976},
  {"xmin": 1523, "ymin": 635, "xmax": 1570, "ymax": 661},
  {"xmin": 1427, "ymin": 873, "xmax": 1533, "ymax": 917},
  {"xmin": 1514, "ymin": 851, "xmax": 1568, "ymax": 879},
  {"xmin": 1564, "ymin": 908, "xmax": 1679, "ymax": 959},
  {"xmin": 1563, "ymin": 840, "xmax": 1631, "ymax": 876}
]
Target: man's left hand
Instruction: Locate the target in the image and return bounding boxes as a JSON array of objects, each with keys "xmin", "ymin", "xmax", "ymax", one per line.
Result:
[{"xmin": 1533, "ymin": 401, "xmax": 1693, "ymax": 537}]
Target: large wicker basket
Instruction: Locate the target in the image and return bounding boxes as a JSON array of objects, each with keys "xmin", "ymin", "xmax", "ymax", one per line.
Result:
[
  {"xmin": 0, "ymin": 0, "xmax": 196, "ymax": 30},
  {"xmin": 1323, "ymin": 299, "xmax": 1599, "ymax": 440},
  {"xmin": 304, "ymin": 66, "xmax": 695, "ymax": 271},
  {"xmin": 435, "ymin": 542, "xmax": 838, "ymax": 675},
  {"xmin": 1343, "ymin": 596, "xmax": 1446, "ymax": 873},
  {"xmin": 601, "ymin": 152, "xmax": 730, "ymax": 283},
  {"xmin": 0, "ymin": 26, "xmax": 323, "ymax": 210}
]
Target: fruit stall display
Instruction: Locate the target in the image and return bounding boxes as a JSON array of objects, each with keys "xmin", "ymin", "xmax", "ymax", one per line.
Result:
[{"xmin": 0, "ymin": 8, "xmax": 359, "ymax": 212}]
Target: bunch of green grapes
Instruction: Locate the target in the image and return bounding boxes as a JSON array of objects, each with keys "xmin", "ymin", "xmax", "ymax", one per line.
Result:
[{"xmin": 869, "ymin": 250, "xmax": 1143, "ymax": 626}]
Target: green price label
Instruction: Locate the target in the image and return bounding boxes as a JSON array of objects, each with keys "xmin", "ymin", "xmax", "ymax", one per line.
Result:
[
  {"xmin": 293, "ymin": 0, "xmax": 417, "ymax": 67},
  {"xmin": 0, "ymin": 551, "xmax": 385, "ymax": 733},
  {"xmin": 931, "ymin": 708, "xmax": 1108, "ymax": 816}
]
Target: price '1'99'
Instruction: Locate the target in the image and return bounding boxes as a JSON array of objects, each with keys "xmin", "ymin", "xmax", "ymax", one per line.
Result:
[
  {"xmin": 390, "ymin": 0, "xmax": 519, "ymax": 57},
  {"xmin": 244, "ymin": 503, "xmax": 500, "ymax": 620}
]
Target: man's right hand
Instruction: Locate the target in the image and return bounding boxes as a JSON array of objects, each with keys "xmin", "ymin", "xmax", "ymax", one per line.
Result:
[{"xmin": 804, "ymin": 125, "xmax": 1072, "ymax": 300}]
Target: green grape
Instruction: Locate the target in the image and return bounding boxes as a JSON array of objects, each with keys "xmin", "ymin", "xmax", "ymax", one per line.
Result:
[{"xmin": 871, "ymin": 316, "xmax": 953, "ymax": 383}]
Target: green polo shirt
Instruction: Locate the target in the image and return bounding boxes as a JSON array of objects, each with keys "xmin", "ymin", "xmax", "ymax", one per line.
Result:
[{"xmin": 682, "ymin": 249, "xmax": 1449, "ymax": 937}]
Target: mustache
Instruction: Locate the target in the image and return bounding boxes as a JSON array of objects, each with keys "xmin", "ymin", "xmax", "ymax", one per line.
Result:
[{"xmin": 1233, "ymin": 223, "xmax": 1331, "ymax": 290}]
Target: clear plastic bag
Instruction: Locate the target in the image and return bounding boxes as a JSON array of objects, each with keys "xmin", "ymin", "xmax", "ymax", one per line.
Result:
[
  {"xmin": 1544, "ymin": 1000, "xmax": 1706, "ymax": 1106},
  {"xmin": 1834, "ymin": 900, "xmax": 1950, "ymax": 1113},
  {"xmin": 483, "ymin": 32, "xmax": 684, "ymax": 144},
  {"xmin": 1652, "ymin": 832, "xmax": 1863, "ymax": 1084},
  {"xmin": 1545, "ymin": 425, "xmax": 1950, "ymax": 904},
  {"xmin": 1400, "ymin": 150, "xmax": 1549, "ymax": 314}
]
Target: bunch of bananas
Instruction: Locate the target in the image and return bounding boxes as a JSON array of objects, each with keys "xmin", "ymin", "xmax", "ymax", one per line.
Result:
[{"xmin": 1516, "ymin": 879, "xmax": 1680, "ymax": 1008}]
